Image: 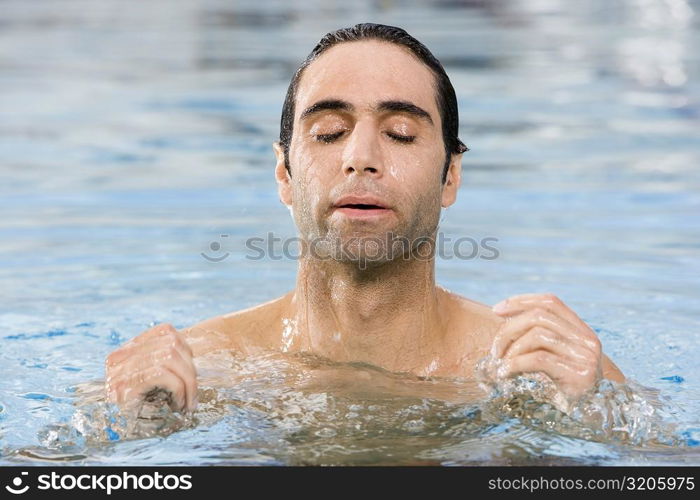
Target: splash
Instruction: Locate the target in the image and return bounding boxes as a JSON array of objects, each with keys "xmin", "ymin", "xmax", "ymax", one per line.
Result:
[
  {"xmin": 3, "ymin": 381, "xmax": 198, "ymax": 462},
  {"xmin": 281, "ymin": 317, "xmax": 298, "ymax": 352},
  {"xmin": 3, "ymin": 350, "xmax": 693, "ymax": 464},
  {"xmin": 475, "ymin": 354, "xmax": 684, "ymax": 447}
]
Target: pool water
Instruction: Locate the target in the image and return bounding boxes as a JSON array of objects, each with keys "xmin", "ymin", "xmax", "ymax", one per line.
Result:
[{"xmin": 1, "ymin": 0, "xmax": 699, "ymax": 465}]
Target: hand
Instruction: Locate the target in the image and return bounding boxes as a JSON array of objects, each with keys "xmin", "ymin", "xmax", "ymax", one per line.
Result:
[
  {"xmin": 105, "ymin": 323, "xmax": 198, "ymax": 412},
  {"xmin": 487, "ymin": 293, "xmax": 603, "ymax": 402}
]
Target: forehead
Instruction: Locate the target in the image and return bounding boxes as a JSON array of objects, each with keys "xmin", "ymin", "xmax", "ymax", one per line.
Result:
[{"xmin": 295, "ymin": 40, "xmax": 438, "ymax": 118}]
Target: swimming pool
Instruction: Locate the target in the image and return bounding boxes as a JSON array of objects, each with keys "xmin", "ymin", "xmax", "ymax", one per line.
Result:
[{"xmin": 1, "ymin": 0, "xmax": 699, "ymax": 465}]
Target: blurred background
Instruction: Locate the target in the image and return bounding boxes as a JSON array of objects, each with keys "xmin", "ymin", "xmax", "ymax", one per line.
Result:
[{"xmin": 0, "ymin": 0, "xmax": 699, "ymax": 462}]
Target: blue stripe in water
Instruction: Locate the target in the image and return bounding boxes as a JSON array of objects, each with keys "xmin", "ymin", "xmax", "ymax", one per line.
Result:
[
  {"xmin": 20, "ymin": 393, "xmax": 73, "ymax": 404},
  {"xmin": 21, "ymin": 392, "xmax": 51, "ymax": 401},
  {"xmin": 5, "ymin": 329, "xmax": 68, "ymax": 340},
  {"xmin": 681, "ymin": 429, "xmax": 699, "ymax": 447},
  {"xmin": 105, "ymin": 427, "xmax": 120, "ymax": 441}
]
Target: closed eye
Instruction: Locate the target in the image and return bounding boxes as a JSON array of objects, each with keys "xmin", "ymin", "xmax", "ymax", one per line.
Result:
[
  {"xmin": 314, "ymin": 131, "xmax": 416, "ymax": 144},
  {"xmin": 386, "ymin": 132, "xmax": 415, "ymax": 143},
  {"xmin": 315, "ymin": 131, "xmax": 344, "ymax": 143}
]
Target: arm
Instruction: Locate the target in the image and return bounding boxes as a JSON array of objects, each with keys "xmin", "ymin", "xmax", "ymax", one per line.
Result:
[{"xmin": 180, "ymin": 315, "xmax": 241, "ymax": 358}]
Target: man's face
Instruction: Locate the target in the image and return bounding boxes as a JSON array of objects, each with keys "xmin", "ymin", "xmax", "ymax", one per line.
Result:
[{"xmin": 274, "ymin": 40, "xmax": 461, "ymax": 266}]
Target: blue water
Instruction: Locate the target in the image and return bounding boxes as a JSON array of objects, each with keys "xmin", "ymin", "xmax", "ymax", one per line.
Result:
[{"xmin": 1, "ymin": 0, "xmax": 699, "ymax": 465}]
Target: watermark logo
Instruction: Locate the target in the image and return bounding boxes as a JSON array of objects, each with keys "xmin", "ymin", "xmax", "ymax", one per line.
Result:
[
  {"xmin": 200, "ymin": 234, "xmax": 230, "ymax": 262},
  {"xmin": 5, "ymin": 472, "xmax": 29, "ymax": 495},
  {"xmin": 2, "ymin": 471, "xmax": 194, "ymax": 495},
  {"xmin": 200, "ymin": 231, "xmax": 500, "ymax": 268}
]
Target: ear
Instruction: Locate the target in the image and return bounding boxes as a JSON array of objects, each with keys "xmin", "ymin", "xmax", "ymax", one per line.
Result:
[
  {"xmin": 273, "ymin": 142, "xmax": 293, "ymax": 207},
  {"xmin": 441, "ymin": 152, "xmax": 462, "ymax": 208}
]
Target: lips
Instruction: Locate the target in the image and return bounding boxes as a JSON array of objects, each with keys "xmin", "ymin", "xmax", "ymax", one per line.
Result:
[
  {"xmin": 331, "ymin": 194, "xmax": 393, "ymax": 220},
  {"xmin": 333, "ymin": 194, "xmax": 390, "ymax": 210}
]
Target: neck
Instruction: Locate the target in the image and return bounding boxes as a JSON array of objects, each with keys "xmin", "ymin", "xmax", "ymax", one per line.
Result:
[{"xmin": 285, "ymin": 250, "xmax": 446, "ymax": 373}]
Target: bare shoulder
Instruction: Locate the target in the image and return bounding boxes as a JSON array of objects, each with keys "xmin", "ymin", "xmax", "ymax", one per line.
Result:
[
  {"xmin": 181, "ymin": 291, "xmax": 293, "ymax": 357},
  {"xmin": 436, "ymin": 285, "xmax": 505, "ymax": 375},
  {"xmin": 438, "ymin": 285, "xmax": 504, "ymax": 342}
]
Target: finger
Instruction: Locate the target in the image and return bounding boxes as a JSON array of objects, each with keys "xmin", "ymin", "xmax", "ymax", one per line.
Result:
[
  {"xmin": 146, "ymin": 328, "xmax": 194, "ymax": 361},
  {"xmin": 107, "ymin": 324, "xmax": 180, "ymax": 366},
  {"xmin": 150, "ymin": 342, "xmax": 197, "ymax": 411},
  {"xmin": 109, "ymin": 326, "xmax": 194, "ymax": 370},
  {"xmin": 145, "ymin": 366, "xmax": 187, "ymax": 412},
  {"xmin": 147, "ymin": 333, "xmax": 194, "ymax": 366},
  {"xmin": 114, "ymin": 365, "xmax": 186, "ymax": 411},
  {"xmin": 144, "ymin": 366, "xmax": 186, "ymax": 412},
  {"xmin": 126, "ymin": 323, "xmax": 179, "ymax": 346},
  {"xmin": 491, "ymin": 307, "xmax": 584, "ymax": 359},
  {"xmin": 503, "ymin": 326, "xmax": 596, "ymax": 365},
  {"xmin": 493, "ymin": 293, "xmax": 581, "ymax": 327},
  {"xmin": 109, "ymin": 340, "xmax": 194, "ymax": 412},
  {"xmin": 493, "ymin": 294, "xmax": 602, "ymax": 354},
  {"xmin": 107, "ymin": 336, "xmax": 168, "ymax": 369},
  {"xmin": 106, "ymin": 335, "xmax": 196, "ymax": 411},
  {"xmin": 165, "ymin": 344, "xmax": 198, "ymax": 411},
  {"xmin": 501, "ymin": 350, "xmax": 594, "ymax": 386}
]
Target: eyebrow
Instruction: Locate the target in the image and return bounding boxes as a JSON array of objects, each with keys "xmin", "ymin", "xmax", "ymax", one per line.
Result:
[
  {"xmin": 299, "ymin": 98, "xmax": 434, "ymax": 126},
  {"xmin": 375, "ymin": 100, "xmax": 433, "ymax": 126},
  {"xmin": 300, "ymin": 99, "xmax": 354, "ymax": 121}
]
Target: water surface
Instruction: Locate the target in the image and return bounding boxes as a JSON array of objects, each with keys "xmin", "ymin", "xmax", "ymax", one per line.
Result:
[{"xmin": 1, "ymin": 0, "xmax": 699, "ymax": 465}]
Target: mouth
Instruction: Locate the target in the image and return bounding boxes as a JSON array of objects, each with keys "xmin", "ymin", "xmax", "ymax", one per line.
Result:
[
  {"xmin": 337, "ymin": 203, "xmax": 386, "ymax": 210},
  {"xmin": 333, "ymin": 194, "xmax": 390, "ymax": 209},
  {"xmin": 332, "ymin": 194, "xmax": 394, "ymax": 220}
]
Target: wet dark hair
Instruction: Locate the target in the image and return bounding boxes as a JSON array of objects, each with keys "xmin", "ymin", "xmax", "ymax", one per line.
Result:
[{"xmin": 278, "ymin": 23, "xmax": 468, "ymax": 184}]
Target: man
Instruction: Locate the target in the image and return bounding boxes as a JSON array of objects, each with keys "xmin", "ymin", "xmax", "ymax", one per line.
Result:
[{"xmin": 105, "ymin": 23, "xmax": 624, "ymax": 414}]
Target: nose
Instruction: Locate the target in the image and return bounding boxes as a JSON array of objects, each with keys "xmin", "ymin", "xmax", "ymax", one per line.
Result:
[{"xmin": 341, "ymin": 121, "xmax": 383, "ymax": 178}]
